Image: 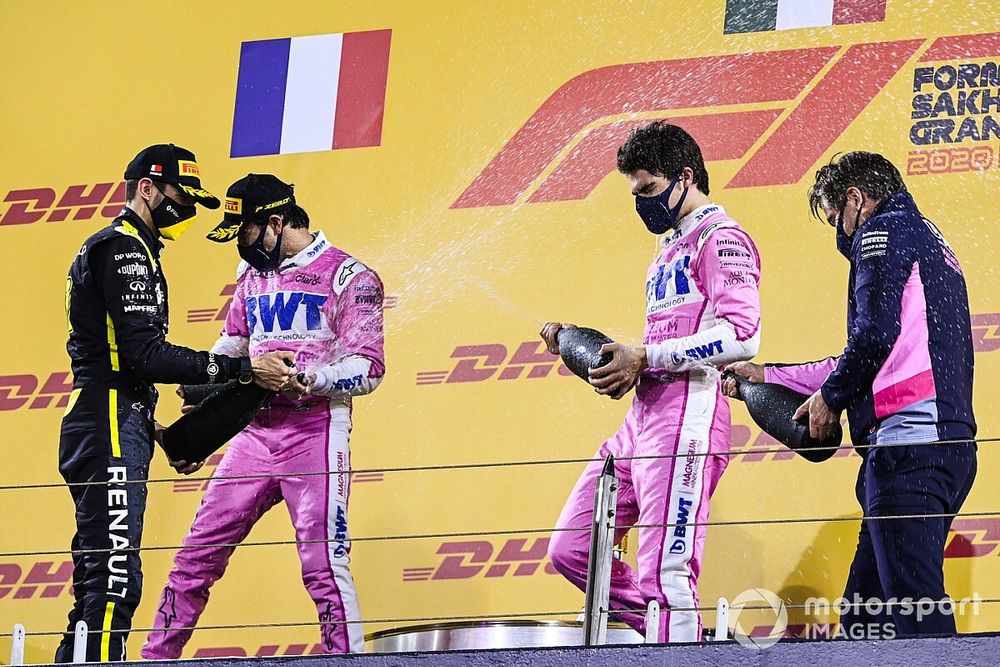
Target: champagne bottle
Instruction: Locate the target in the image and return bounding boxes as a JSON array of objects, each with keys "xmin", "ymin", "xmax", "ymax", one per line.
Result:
[
  {"xmin": 161, "ymin": 381, "xmax": 271, "ymax": 462},
  {"xmin": 722, "ymin": 371, "xmax": 839, "ymax": 463},
  {"xmin": 557, "ymin": 326, "xmax": 614, "ymax": 382}
]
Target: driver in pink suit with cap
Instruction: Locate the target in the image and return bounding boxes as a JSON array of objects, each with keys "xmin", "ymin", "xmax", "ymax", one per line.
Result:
[
  {"xmin": 142, "ymin": 174, "xmax": 385, "ymax": 657},
  {"xmin": 540, "ymin": 123, "xmax": 761, "ymax": 643}
]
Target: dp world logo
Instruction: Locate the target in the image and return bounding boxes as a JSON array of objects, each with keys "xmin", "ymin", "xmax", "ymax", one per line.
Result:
[{"xmin": 730, "ymin": 588, "xmax": 788, "ymax": 649}]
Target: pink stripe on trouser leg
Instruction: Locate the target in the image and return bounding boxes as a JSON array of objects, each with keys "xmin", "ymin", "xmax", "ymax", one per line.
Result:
[{"xmin": 141, "ymin": 430, "xmax": 281, "ymax": 659}]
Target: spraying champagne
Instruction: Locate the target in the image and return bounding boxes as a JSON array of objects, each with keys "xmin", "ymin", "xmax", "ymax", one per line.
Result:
[
  {"xmin": 557, "ymin": 326, "xmax": 614, "ymax": 382},
  {"xmin": 722, "ymin": 371, "xmax": 839, "ymax": 463}
]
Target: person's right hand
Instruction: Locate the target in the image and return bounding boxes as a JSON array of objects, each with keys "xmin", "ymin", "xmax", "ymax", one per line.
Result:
[
  {"xmin": 540, "ymin": 322, "xmax": 575, "ymax": 356},
  {"xmin": 252, "ymin": 351, "xmax": 297, "ymax": 391},
  {"xmin": 721, "ymin": 361, "xmax": 765, "ymax": 398}
]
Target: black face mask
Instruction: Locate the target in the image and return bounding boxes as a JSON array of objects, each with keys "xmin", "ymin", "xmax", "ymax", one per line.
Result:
[
  {"xmin": 835, "ymin": 212, "xmax": 853, "ymax": 259},
  {"xmin": 150, "ymin": 185, "xmax": 197, "ymax": 241},
  {"xmin": 834, "ymin": 198, "xmax": 864, "ymax": 259},
  {"xmin": 635, "ymin": 173, "xmax": 688, "ymax": 235},
  {"xmin": 238, "ymin": 223, "xmax": 284, "ymax": 273}
]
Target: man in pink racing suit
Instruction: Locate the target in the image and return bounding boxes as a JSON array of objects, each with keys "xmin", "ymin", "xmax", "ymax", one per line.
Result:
[
  {"xmin": 541, "ymin": 123, "xmax": 761, "ymax": 642},
  {"xmin": 142, "ymin": 174, "xmax": 385, "ymax": 657}
]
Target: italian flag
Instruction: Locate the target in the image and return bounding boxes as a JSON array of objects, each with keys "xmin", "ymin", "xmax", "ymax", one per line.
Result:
[{"xmin": 724, "ymin": 0, "xmax": 887, "ymax": 34}]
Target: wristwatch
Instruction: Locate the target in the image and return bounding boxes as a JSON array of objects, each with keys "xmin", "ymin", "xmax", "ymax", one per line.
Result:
[{"xmin": 238, "ymin": 357, "xmax": 254, "ymax": 385}]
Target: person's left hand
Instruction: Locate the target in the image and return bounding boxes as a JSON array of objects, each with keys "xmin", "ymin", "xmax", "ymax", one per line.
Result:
[
  {"xmin": 588, "ymin": 343, "xmax": 647, "ymax": 400},
  {"xmin": 793, "ymin": 390, "xmax": 841, "ymax": 439},
  {"xmin": 281, "ymin": 372, "xmax": 316, "ymax": 400}
]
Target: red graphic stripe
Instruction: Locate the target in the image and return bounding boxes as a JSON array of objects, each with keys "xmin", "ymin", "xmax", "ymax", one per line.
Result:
[
  {"xmin": 452, "ymin": 47, "xmax": 839, "ymax": 208},
  {"xmin": 528, "ymin": 109, "xmax": 783, "ymax": 203},
  {"xmin": 727, "ymin": 39, "xmax": 922, "ymax": 189},
  {"xmin": 919, "ymin": 32, "xmax": 1000, "ymax": 61},
  {"xmin": 832, "ymin": 0, "xmax": 886, "ymax": 25},
  {"xmin": 333, "ymin": 29, "xmax": 393, "ymax": 149}
]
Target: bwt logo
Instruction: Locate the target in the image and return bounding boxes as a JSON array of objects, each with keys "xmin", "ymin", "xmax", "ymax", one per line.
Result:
[
  {"xmin": 174, "ymin": 453, "xmax": 383, "ymax": 494},
  {"xmin": 0, "ymin": 183, "xmax": 125, "ymax": 226},
  {"xmin": 452, "ymin": 31, "xmax": 999, "ymax": 208},
  {"xmin": 416, "ymin": 341, "xmax": 574, "ymax": 385},
  {"xmin": 402, "ymin": 538, "xmax": 558, "ymax": 582},
  {"xmin": 247, "ymin": 292, "xmax": 329, "ymax": 333},
  {"xmin": 0, "ymin": 373, "xmax": 73, "ymax": 411},
  {"xmin": 669, "ymin": 497, "xmax": 694, "ymax": 554},
  {"xmin": 0, "ymin": 560, "xmax": 74, "ymax": 600},
  {"xmin": 187, "ymin": 285, "xmax": 397, "ymax": 324},
  {"xmin": 945, "ymin": 519, "xmax": 1000, "ymax": 559}
]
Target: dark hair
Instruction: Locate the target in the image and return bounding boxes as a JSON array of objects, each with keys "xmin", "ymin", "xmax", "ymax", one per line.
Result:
[
  {"xmin": 125, "ymin": 179, "xmax": 139, "ymax": 202},
  {"xmin": 280, "ymin": 203, "xmax": 310, "ymax": 230},
  {"xmin": 616, "ymin": 121, "xmax": 710, "ymax": 195},
  {"xmin": 809, "ymin": 152, "xmax": 907, "ymax": 221}
]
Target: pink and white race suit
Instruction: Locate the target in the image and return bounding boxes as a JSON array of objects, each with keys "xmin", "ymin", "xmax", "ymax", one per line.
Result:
[
  {"xmin": 548, "ymin": 204, "xmax": 761, "ymax": 642},
  {"xmin": 142, "ymin": 231, "xmax": 385, "ymax": 657}
]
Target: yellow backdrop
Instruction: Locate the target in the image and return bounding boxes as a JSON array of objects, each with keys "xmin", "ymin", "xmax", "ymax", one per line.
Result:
[{"xmin": 1, "ymin": 0, "xmax": 998, "ymax": 660}]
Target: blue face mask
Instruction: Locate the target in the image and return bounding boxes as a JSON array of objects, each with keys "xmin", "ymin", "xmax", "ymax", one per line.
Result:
[
  {"xmin": 238, "ymin": 223, "xmax": 284, "ymax": 273},
  {"xmin": 635, "ymin": 173, "xmax": 688, "ymax": 235}
]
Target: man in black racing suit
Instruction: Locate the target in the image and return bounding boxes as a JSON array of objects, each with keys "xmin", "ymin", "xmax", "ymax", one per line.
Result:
[{"xmin": 56, "ymin": 144, "xmax": 295, "ymax": 662}]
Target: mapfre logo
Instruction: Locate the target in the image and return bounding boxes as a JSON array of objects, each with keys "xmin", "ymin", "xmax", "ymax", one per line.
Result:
[
  {"xmin": 945, "ymin": 519, "xmax": 1000, "ymax": 559},
  {"xmin": 0, "ymin": 373, "xmax": 73, "ymax": 411},
  {"xmin": 416, "ymin": 341, "xmax": 574, "ymax": 385},
  {"xmin": 1, "ymin": 183, "xmax": 125, "ymax": 226},
  {"xmin": 402, "ymin": 538, "xmax": 557, "ymax": 582},
  {"xmin": 0, "ymin": 560, "xmax": 74, "ymax": 600},
  {"xmin": 453, "ymin": 32, "xmax": 999, "ymax": 208}
]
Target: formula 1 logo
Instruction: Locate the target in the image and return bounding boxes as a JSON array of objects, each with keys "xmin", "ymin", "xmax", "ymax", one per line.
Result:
[
  {"xmin": 402, "ymin": 538, "xmax": 558, "ymax": 582},
  {"xmin": 452, "ymin": 32, "xmax": 1000, "ymax": 208},
  {"xmin": 0, "ymin": 560, "xmax": 74, "ymax": 600},
  {"xmin": 417, "ymin": 341, "xmax": 574, "ymax": 385},
  {"xmin": 0, "ymin": 183, "xmax": 125, "ymax": 226}
]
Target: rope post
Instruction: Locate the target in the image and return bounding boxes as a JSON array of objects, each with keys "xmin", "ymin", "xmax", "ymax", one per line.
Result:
[
  {"xmin": 713, "ymin": 597, "xmax": 730, "ymax": 641},
  {"xmin": 644, "ymin": 600, "xmax": 660, "ymax": 643},
  {"xmin": 72, "ymin": 621, "xmax": 88, "ymax": 663},
  {"xmin": 584, "ymin": 455, "xmax": 617, "ymax": 646},
  {"xmin": 10, "ymin": 624, "xmax": 25, "ymax": 666}
]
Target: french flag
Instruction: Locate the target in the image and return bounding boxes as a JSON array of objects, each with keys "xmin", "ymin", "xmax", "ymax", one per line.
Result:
[{"xmin": 231, "ymin": 30, "xmax": 392, "ymax": 158}]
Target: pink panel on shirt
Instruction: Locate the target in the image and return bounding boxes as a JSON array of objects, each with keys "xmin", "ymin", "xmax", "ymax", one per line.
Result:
[
  {"xmin": 873, "ymin": 368, "xmax": 936, "ymax": 419},
  {"xmin": 871, "ymin": 262, "xmax": 935, "ymax": 417}
]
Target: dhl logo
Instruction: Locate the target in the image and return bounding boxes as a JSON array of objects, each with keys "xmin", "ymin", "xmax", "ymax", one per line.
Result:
[
  {"xmin": 0, "ymin": 372, "xmax": 73, "ymax": 411},
  {"xmin": 402, "ymin": 537, "xmax": 558, "ymax": 582},
  {"xmin": 178, "ymin": 160, "xmax": 200, "ymax": 177},
  {"xmin": 416, "ymin": 341, "xmax": 574, "ymax": 385},
  {"xmin": 453, "ymin": 32, "xmax": 999, "ymax": 208},
  {"xmin": 186, "ymin": 285, "xmax": 398, "ymax": 324},
  {"xmin": 192, "ymin": 644, "xmax": 329, "ymax": 659},
  {"xmin": 971, "ymin": 313, "xmax": 1000, "ymax": 352},
  {"xmin": 173, "ymin": 452, "xmax": 384, "ymax": 494},
  {"xmin": 0, "ymin": 560, "xmax": 73, "ymax": 600},
  {"xmin": 945, "ymin": 518, "xmax": 1000, "ymax": 558},
  {"xmin": 1, "ymin": 183, "xmax": 125, "ymax": 226}
]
